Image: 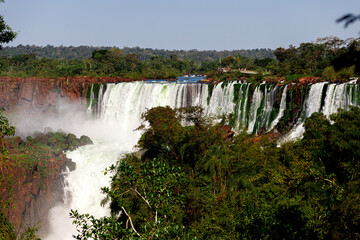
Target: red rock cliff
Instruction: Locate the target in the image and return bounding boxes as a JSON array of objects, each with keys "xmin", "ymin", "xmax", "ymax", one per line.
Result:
[
  {"xmin": 0, "ymin": 133, "xmax": 91, "ymax": 235},
  {"xmin": 0, "ymin": 76, "xmax": 136, "ymax": 111},
  {"xmin": 0, "ymin": 140, "xmax": 68, "ymax": 233}
]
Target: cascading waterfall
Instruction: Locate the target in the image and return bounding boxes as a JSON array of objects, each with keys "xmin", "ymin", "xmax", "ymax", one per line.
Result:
[
  {"xmin": 268, "ymin": 85, "xmax": 288, "ymax": 131},
  {"xmin": 283, "ymin": 82, "xmax": 328, "ymax": 141},
  {"xmin": 256, "ymin": 84, "xmax": 279, "ymax": 133},
  {"xmin": 245, "ymin": 83, "xmax": 284, "ymax": 134},
  {"xmin": 204, "ymin": 81, "xmax": 288, "ymax": 134},
  {"xmin": 283, "ymin": 81, "xmax": 360, "ymax": 141},
  {"xmin": 86, "ymin": 84, "xmax": 94, "ymax": 113},
  {"xmin": 304, "ymin": 81, "xmax": 328, "ymax": 119},
  {"xmin": 44, "ymin": 80, "xmax": 360, "ymax": 239},
  {"xmin": 45, "ymin": 82, "xmax": 209, "ymax": 239},
  {"xmin": 321, "ymin": 81, "xmax": 359, "ymax": 117},
  {"xmin": 206, "ymin": 81, "xmax": 236, "ymax": 117},
  {"xmin": 247, "ymin": 84, "xmax": 265, "ymax": 134},
  {"xmin": 235, "ymin": 83, "xmax": 251, "ymax": 130}
]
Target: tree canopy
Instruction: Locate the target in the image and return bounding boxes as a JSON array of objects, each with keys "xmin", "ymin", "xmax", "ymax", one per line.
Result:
[{"xmin": 0, "ymin": 1, "xmax": 16, "ymax": 49}]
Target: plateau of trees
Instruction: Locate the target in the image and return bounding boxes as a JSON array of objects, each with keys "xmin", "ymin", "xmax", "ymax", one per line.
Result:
[
  {"xmin": 0, "ymin": 46, "xmax": 274, "ymax": 80},
  {"xmin": 0, "ymin": 45, "xmax": 275, "ymax": 62},
  {"xmin": 0, "ymin": 47, "xmax": 262, "ymax": 79},
  {"xmin": 0, "ymin": 37, "xmax": 358, "ymax": 81},
  {"xmin": 71, "ymin": 106, "xmax": 360, "ymax": 239}
]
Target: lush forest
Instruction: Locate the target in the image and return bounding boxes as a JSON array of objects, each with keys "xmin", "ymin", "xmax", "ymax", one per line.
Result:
[
  {"xmin": 0, "ymin": 37, "xmax": 358, "ymax": 81},
  {"xmin": 0, "ymin": 45, "xmax": 275, "ymax": 62},
  {"xmin": 0, "ymin": 46, "xmax": 273, "ymax": 80},
  {"xmin": 67, "ymin": 106, "xmax": 360, "ymax": 239}
]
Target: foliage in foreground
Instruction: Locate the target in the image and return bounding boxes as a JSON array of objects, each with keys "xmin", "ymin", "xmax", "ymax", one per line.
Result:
[{"xmin": 71, "ymin": 106, "xmax": 360, "ymax": 239}]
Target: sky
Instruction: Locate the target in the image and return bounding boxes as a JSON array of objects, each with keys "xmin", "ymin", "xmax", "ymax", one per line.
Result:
[{"xmin": 1, "ymin": 0, "xmax": 360, "ymax": 50}]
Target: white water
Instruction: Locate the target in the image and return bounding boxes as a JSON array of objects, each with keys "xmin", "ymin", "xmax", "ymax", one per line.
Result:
[
  {"xmin": 206, "ymin": 82, "xmax": 236, "ymax": 116},
  {"xmin": 282, "ymin": 82, "xmax": 328, "ymax": 142},
  {"xmin": 269, "ymin": 85, "xmax": 288, "ymax": 131},
  {"xmin": 247, "ymin": 84, "xmax": 265, "ymax": 134},
  {"xmin": 235, "ymin": 83, "xmax": 251, "ymax": 130}
]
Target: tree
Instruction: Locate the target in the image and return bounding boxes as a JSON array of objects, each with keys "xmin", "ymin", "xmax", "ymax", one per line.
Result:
[
  {"xmin": 220, "ymin": 56, "xmax": 235, "ymax": 67},
  {"xmin": 332, "ymin": 39, "xmax": 360, "ymax": 74},
  {"xmin": 124, "ymin": 53, "xmax": 139, "ymax": 71},
  {"xmin": 71, "ymin": 157, "xmax": 188, "ymax": 239},
  {"xmin": 337, "ymin": 13, "xmax": 360, "ymax": 28},
  {"xmin": 0, "ymin": 110, "xmax": 15, "ymax": 155},
  {"xmin": 137, "ymin": 106, "xmax": 225, "ymax": 167},
  {"xmin": 333, "ymin": 14, "xmax": 360, "ymax": 74},
  {"xmin": 0, "ymin": 1, "xmax": 16, "ymax": 49}
]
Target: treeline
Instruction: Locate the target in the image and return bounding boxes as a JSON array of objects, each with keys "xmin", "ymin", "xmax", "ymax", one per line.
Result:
[
  {"xmin": 71, "ymin": 106, "xmax": 360, "ymax": 239},
  {"xmin": 0, "ymin": 37, "xmax": 358, "ymax": 81},
  {"xmin": 0, "ymin": 47, "xmax": 273, "ymax": 80},
  {"xmin": 0, "ymin": 45, "xmax": 275, "ymax": 63},
  {"xmin": 271, "ymin": 36, "xmax": 360, "ymax": 80}
]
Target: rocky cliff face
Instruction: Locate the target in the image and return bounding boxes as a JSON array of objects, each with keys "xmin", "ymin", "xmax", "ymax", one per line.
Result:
[
  {"xmin": 0, "ymin": 133, "xmax": 92, "ymax": 235},
  {"xmin": 0, "ymin": 142, "xmax": 67, "ymax": 234},
  {"xmin": 0, "ymin": 76, "xmax": 135, "ymax": 111}
]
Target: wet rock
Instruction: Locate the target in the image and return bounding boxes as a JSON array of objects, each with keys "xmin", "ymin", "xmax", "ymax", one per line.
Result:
[{"xmin": 80, "ymin": 135, "xmax": 93, "ymax": 145}]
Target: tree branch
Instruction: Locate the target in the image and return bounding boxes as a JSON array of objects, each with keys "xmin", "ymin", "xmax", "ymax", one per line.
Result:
[
  {"xmin": 134, "ymin": 188, "xmax": 151, "ymax": 208},
  {"xmin": 121, "ymin": 206, "xmax": 141, "ymax": 237},
  {"xmin": 119, "ymin": 189, "xmax": 130, "ymax": 196}
]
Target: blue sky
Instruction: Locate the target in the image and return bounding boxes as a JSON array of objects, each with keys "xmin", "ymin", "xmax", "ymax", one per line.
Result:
[{"xmin": 1, "ymin": 0, "xmax": 360, "ymax": 50}]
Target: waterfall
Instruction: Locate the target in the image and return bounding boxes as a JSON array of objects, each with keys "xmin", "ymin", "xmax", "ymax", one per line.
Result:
[
  {"xmin": 44, "ymin": 82, "xmax": 208, "ymax": 239},
  {"xmin": 321, "ymin": 81, "xmax": 359, "ymax": 117},
  {"xmin": 246, "ymin": 84, "xmax": 281, "ymax": 134},
  {"xmin": 303, "ymin": 82, "xmax": 328, "ymax": 119},
  {"xmin": 206, "ymin": 81, "xmax": 236, "ymax": 117},
  {"xmin": 282, "ymin": 81, "xmax": 360, "ymax": 141},
  {"xmin": 203, "ymin": 81, "xmax": 286, "ymax": 134},
  {"xmin": 42, "ymin": 80, "xmax": 360, "ymax": 239},
  {"xmin": 235, "ymin": 83, "xmax": 251, "ymax": 130},
  {"xmin": 247, "ymin": 84, "xmax": 265, "ymax": 134},
  {"xmin": 269, "ymin": 85, "xmax": 288, "ymax": 131},
  {"xmin": 86, "ymin": 84, "xmax": 94, "ymax": 113},
  {"xmin": 282, "ymin": 82, "xmax": 327, "ymax": 141}
]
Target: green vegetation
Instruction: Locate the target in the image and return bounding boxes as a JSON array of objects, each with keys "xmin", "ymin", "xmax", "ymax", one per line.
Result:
[
  {"xmin": 0, "ymin": 45, "xmax": 275, "ymax": 62},
  {"xmin": 0, "ymin": 45, "xmax": 275, "ymax": 79},
  {"xmin": 0, "ymin": 37, "xmax": 358, "ymax": 81},
  {"xmin": 70, "ymin": 106, "xmax": 360, "ymax": 239},
  {"xmin": 0, "ymin": 110, "xmax": 15, "ymax": 155},
  {"xmin": 272, "ymin": 37, "xmax": 359, "ymax": 79},
  {"xmin": 0, "ymin": 0, "xmax": 16, "ymax": 50},
  {"xmin": 0, "ymin": 211, "xmax": 40, "ymax": 240},
  {"xmin": 0, "ymin": 211, "xmax": 16, "ymax": 240}
]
